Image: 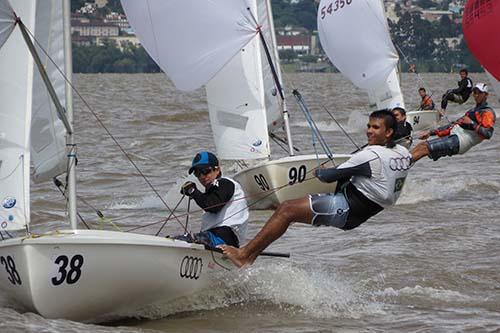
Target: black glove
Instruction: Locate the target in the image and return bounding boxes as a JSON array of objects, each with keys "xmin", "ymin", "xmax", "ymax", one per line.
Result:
[
  {"xmin": 314, "ymin": 168, "xmax": 328, "ymax": 183},
  {"xmin": 180, "ymin": 181, "xmax": 197, "ymax": 196}
]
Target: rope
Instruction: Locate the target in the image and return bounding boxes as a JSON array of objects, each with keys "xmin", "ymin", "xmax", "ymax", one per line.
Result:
[
  {"xmin": 322, "ymin": 106, "xmax": 361, "ymax": 151},
  {"xmin": 21, "ymin": 21, "xmax": 184, "ymax": 226},
  {"xmin": 155, "ymin": 195, "xmax": 187, "ymax": 236}
]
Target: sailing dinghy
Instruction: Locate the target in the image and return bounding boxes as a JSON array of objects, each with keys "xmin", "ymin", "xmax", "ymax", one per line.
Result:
[
  {"xmin": 121, "ymin": 0, "xmax": 351, "ymax": 210},
  {"xmin": 317, "ymin": 0, "xmax": 440, "ymax": 131},
  {"xmin": 0, "ymin": 0, "xmax": 231, "ymax": 322}
]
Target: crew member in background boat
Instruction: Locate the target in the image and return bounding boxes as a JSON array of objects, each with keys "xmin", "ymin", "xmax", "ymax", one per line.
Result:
[
  {"xmin": 418, "ymin": 87, "xmax": 435, "ymax": 110},
  {"xmin": 392, "ymin": 107, "xmax": 413, "ymax": 149},
  {"xmin": 220, "ymin": 110, "xmax": 411, "ymax": 268},
  {"xmin": 177, "ymin": 151, "xmax": 248, "ymax": 248},
  {"xmin": 440, "ymin": 68, "xmax": 473, "ymax": 115},
  {"xmin": 412, "ymin": 83, "xmax": 495, "ymax": 162}
]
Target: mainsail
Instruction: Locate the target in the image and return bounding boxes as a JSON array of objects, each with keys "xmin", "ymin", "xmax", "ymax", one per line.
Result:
[
  {"xmin": 317, "ymin": 0, "xmax": 403, "ymax": 109},
  {"xmin": 122, "ymin": 0, "xmax": 284, "ymax": 161},
  {"xmin": 205, "ymin": 0, "xmax": 282, "ymax": 160},
  {"xmin": 0, "ymin": 0, "xmax": 35, "ymax": 231}
]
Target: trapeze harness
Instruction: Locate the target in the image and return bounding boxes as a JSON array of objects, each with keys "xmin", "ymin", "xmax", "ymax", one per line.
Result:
[
  {"xmin": 427, "ymin": 103, "xmax": 496, "ymax": 161},
  {"xmin": 310, "ymin": 144, "xmax": 411, "ymax": 230}
]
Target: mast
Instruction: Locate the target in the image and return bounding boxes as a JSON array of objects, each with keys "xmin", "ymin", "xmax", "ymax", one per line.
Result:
[
  {"xmin": 63, "ymin": 0, "xmax": 77, "ymax": 229},
  {"xmin": 258, "ymin": 1, "xmax": 294, "ymax": 156}
]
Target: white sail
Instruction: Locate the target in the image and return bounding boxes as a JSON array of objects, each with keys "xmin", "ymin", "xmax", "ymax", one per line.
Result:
[
  {"xmin": 205, "ymin": 34, "xmax": 271, "ymax": 160},
  {"xmin": 317, "ymin": 0, "xmax": 399, "ymax": 90},
  {"xmin": 367, "ymin": 68, "xmax": 405, "ymax": 110},
  {"xmin": 0, "ymin": 0, "xmax": 35, "ymax": 231},
  {"xmin": 31, "ymin": 0, "xmax": 67, "ymax": 182},
  {"xmin": 205, "ymin": 0, "xmax": 284, "ymax": 160},
  {"xmin": 0, "ymin": 0, "xmax": 15, "ymax": 49},
  {"xmin": 121, "ymin": 0, "xmax": 258, "ymax": 91}
]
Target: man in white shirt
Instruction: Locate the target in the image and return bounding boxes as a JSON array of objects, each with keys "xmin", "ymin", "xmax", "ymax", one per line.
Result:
[{"xmin": 220, "ymin": 110, "xmax": 411, "ymax": 267}]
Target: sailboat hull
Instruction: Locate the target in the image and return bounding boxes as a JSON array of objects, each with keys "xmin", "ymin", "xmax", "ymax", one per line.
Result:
[
  {"xmin": 233, "ymin": 154, "xmax": 351, "ymax": 210},
  {"xmin": 0, "ymin": 229, "xmax": 230, "ymax": 322},
  {"xmin": 406, "ymin": 110, "xmax": 440, "ymax": 131}
]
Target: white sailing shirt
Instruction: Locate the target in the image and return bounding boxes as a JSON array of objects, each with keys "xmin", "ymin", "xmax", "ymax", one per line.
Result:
[
  {"xmin": 338, "ymin": 144, "xmax": 411, "ymax": 207},
  {"xmin": 200, "ymin": 177, "xmax": 248, "ymax": 243}
]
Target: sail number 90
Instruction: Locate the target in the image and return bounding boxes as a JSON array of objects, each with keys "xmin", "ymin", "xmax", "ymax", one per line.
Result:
[{"xmin": 320, "ymin": 0, "xmax": 353, "ymax": 19}]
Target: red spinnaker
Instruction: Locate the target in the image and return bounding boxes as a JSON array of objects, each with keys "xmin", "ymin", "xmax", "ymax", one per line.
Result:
[{"xmin": 462, "ymin": 0, "xmax": 500, "ymax": 80}]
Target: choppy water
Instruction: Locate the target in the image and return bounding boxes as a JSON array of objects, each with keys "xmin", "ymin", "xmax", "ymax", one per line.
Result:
[{"xmin": 1, "ymin": 72, "xmax": 499, "ymax": 332}]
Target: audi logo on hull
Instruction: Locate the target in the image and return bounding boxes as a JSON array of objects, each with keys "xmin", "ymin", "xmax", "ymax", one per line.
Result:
[{"xmin": 180, "ymin": 256, "xmax": 203, "ymax": 280}]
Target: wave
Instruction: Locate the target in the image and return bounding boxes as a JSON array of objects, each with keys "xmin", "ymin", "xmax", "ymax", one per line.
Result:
[
  {"xmin": 397, "ymin": 177, "xmax": 500, "ymax": 205},
  {"xmin": 123, "ymin": 261, "xmax": 383, "ymax": 321}
]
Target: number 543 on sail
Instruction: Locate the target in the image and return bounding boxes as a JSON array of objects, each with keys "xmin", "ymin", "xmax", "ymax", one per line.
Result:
[{"xmin": 320, "ymin": 0, "xmax": 353, "ymax": 19}]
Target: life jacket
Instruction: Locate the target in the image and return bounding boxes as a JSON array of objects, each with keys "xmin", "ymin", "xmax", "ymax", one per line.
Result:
[
  {"xmin": 464, "ymin": 103, "xmax": 496, "ymax": 138},
  {"xmin": 450, "ymin": 103, "xmax": 496, "ymax": 154},
  {"xmin": 434, "ymin": 103, "xmax": 496, "ymax": 139},
  {"xmin": 200, "ymin": 177, "xmax": 248, "ymax": 243},
  {"xmin": 421, "ymin": 95, "xmax": 435, "ymax": 110}
]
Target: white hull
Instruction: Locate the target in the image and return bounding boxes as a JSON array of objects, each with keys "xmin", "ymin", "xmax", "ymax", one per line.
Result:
[
  {"xmin": 233, "ymin": 154, "xmax": 351, "ymax": 210},
  {"xmin": 406, "ymin": 110, "xmax": 440, "ymax": 131},
  {"xmin": 0, "ymin": 229, "xmax": 230, "ymax": 322}
]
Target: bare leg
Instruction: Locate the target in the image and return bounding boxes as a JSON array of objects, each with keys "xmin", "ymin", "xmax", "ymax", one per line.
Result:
[
  {"xmin": 411, "ymin": 141, "xmax": 429, "ymax": 163},
  {"xmin": 219, "ymin": 197, "xmax": 313, "ymax": 268}
]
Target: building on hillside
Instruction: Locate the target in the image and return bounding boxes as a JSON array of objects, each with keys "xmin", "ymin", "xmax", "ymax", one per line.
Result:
[
  {"xmin": 104, "ymin": 12, "xmax": 130, "ymax": 30},
  {"xmin": 95, "ymin": 0, "xmax": 108, "ymax": 8},
  {"xmin": 276, "ymin": 26, "xmax": 312, "ymax": 54},
  {"xmin": 71, "ymin": 18, "xmax": 119, "ymax": 38},
  {"xmin": 386, "ymin": 2, "xmax": 400, "ymax": 23},
  {"xmin": 96, "ymin": 36, "xmax": 141, "ymax": 50},
  {"xmin": 420, "ymin": 10, "xmax": 454, "ymax": 22}
]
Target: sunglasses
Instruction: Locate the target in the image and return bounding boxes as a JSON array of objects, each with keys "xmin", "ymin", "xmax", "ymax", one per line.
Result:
[{"xmin": 193, "ymin": 167, "xmax": 213, "ymax": 177}]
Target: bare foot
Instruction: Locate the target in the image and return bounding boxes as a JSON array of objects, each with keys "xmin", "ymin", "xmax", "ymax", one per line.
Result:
[{"xmin": 218, "ymin": 245, "xmax": 254, "ymax": 268}]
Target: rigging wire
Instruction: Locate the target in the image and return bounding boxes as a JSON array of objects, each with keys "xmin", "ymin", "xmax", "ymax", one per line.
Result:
[
  {"xmin": 322, "ymin": 106, "xmax": 361, "ymax": 150},
  {"xmin": 21, "ymin": 21, "xmax": 185, "ymax": 227}
]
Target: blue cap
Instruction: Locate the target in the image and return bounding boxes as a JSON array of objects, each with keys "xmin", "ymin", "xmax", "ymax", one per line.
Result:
[{"xmin": 188, "ymin": 151, "xmax": 219, "ymax": 174}]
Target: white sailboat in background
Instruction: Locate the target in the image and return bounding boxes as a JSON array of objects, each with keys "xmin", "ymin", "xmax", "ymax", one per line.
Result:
[
  {"xmin": 0, "ymin": 0, "xmax": 230, "ymax": 322},
  {"xmin": 121, "ymin": 0, "xmax": 350, "ymax": 210},
  {"xmin": 317, "ymin": 0, "xmax": 440, "ymax": 130}
]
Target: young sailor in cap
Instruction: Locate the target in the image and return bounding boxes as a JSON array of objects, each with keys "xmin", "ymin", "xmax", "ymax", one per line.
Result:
[{"xmin": 178, "ymin": 151, "xmax": 248, "ymax": 248}]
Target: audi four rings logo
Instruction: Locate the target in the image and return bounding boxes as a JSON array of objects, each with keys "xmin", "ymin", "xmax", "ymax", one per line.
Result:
[
  {"xmin": 180, "ymin": 256, "xmax": 203, "ymax": 279},
  {"xmin": 389, "ymin": 157, "xmax": 411, "ymax": 171}
]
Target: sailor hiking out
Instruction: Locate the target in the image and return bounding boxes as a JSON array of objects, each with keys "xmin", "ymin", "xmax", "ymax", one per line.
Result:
[
  {"xmin": 220, "ymin": 110, "xmax": 412, "ymax": 268},
  {"xmin": 440, "ymin": 68, "xmax": 473, "ymax": 114},
  {"xmin": 412, "ymin": 83, "xmax": 496, "ymax": 162}
]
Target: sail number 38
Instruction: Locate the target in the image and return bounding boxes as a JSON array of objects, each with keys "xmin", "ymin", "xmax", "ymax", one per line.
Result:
[{"xmin": 320, "ymin": 0, "xmax": 353, "ymax": 19}]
